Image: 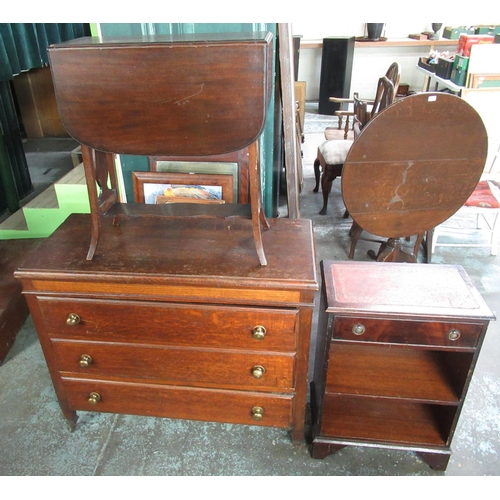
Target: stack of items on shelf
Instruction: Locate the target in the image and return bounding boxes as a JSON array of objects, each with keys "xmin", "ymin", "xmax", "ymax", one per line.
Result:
[
  {"xmin": 442, "ymin": 25, "xmax": 500, "ymax": 39},
  {"xmin": 418, "ymin": 27, "xmax": 499, "ymax": 87},
  {"xmin": 417, "ymin": 49, "xmax": 453, "ymax": 76}
]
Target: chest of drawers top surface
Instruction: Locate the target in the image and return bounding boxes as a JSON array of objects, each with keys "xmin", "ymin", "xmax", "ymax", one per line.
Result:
[
  {"xmin": 322, "ymin": 260, "xmax": 494, "ymax": 322},
  {"xmin": 16, "ymin": 215, "xmax": 317, "ymax": 300}
]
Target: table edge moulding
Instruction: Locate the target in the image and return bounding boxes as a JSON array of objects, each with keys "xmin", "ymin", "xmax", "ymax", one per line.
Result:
[
  {"xmin": 14, "ymin": 214, "xmax": 318, "ymax": 443},
  {"xmin": 310, "ymin": 260, "xmax": 495, "ymax": 471}
]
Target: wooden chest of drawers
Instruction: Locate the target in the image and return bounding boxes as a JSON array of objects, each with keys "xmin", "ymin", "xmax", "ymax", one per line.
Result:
[
  {"xmin": 311, "ymin": 260, "xmax": 494, "ymax": 470},
  {"xmin": 15, "ymin": 214, "xmax": 317, "ymax": 442}
]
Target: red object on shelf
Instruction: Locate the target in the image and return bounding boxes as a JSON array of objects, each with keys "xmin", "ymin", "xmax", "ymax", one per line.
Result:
[{"xmin": 457, "ymin": 34, "xmax": 494, "ymax": 56}]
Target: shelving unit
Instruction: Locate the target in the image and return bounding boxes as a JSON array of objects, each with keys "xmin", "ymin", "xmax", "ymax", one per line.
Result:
[
  {"xmin": 416, "ymin": 66, "xmax": 464, "ymax": 94},
  {"xmin": 311, "ymin": 261, "xmax": 494, "ymax": 471},
  {"xmin": 301, "ymin": 38, "xmax": 457, "ymax": 49}
]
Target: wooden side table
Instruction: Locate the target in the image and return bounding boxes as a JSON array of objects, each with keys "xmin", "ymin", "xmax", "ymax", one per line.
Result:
[
  {"xmin": 48, "ymin": 33, "xmax": 273, "ymax": 265},
  {"xmin": 311, "ymin": 260, "xmax": 494, "ymax": 470}
]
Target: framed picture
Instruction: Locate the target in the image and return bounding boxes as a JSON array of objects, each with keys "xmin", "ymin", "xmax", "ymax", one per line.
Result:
[
  {"xmin": 150, "ymin": 158, "xmax": 241, "ymax": 203},
  {"xmin": 132, "ymin": 171, "xmax": 235, "ymax": 205}
]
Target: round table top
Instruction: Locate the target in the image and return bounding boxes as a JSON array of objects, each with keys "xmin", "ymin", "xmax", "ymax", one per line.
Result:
[{"xmin": 341, "ymin": 92, "xmax": 487, "ymax": 238}]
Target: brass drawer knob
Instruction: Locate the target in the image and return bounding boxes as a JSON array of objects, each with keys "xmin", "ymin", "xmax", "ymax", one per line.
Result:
[
  {"xmin": 87, "ymin": 392, "xmax": 101, "ymax": 405},
  {"xmin": 66, "ymin": 313, "xmax": 81, "ymax": 326},
  {"xmin": 448, "ymin": 329, "xmax": 461, "ymax": 341},
  {"xmin": 251, "ymin": 406, "xmax": 264, "ymax": 421},
  {"xmin": 252, "ymin": 365, "xmax": 266, "ymax": 379},
  {"xmin": 352, "ymin": 323, "xmax": 366, "ymax": 335},
  {"xmin": 252, "ymin": 325, "xmax": 266, "ymax": 340},
  {"xmin": 79, "ymin": 354, "xmax": 93, "ymax": 368}
]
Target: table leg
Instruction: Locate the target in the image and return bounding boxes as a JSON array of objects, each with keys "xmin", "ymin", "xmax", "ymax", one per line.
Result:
[
  {"xmin": 311, "ymin": 441, "xmax": 347, "ymax": 459},
  {"xmin": 416, "ymin": 451, "xmax": 451, "ymax": 471},
  {"xmin": 375, "ymin": 238, "xmax": 417, "ymax": 263}
]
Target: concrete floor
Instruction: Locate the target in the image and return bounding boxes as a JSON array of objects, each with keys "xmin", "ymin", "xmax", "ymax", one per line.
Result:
[{"xmin": 1, "ymin": 107, "xmax": 499, "ymax": 477}]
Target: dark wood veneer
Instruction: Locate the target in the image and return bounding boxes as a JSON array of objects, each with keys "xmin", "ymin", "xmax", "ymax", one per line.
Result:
[
  {"xmin": 311, "ymin": 260, "xmax": 494, "ymax": 470},
  {"xmin": 15, "ymin": 214, "xmax": 317, "ymax": 442},
  {"xmin": 47, "ymin": 33, "xmax": 274, "ymax": 264}
]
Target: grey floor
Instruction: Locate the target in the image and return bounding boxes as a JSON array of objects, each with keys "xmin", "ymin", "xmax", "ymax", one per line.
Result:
[{"xmin": 1, "ymin": 106, "xmax": 499, "ymax": 477}]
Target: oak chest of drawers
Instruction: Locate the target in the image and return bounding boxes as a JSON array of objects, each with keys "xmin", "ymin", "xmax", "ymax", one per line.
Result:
[
  {"xmin": 15, "ymin": 214, "xmax": 317, "ymax": 442},
  {"xmin": 311, "ymin": 260, "xmax": 494, "ymax": 470}
]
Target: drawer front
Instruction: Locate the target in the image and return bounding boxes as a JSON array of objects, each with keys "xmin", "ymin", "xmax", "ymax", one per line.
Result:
[
  {"xmin": 52, "ymin": 340, "xmax": 295, "ymax": 392},
  {"xmin": 333, "ymin": 317, "xmax": 482, "ymax": 348},
  {"xmin": 37, "ymin": 297, "xmax": 297, "ymax": 351},
  {"xmin": 62, "ymin": 377, "xmax": 293, "ymax": 428}
]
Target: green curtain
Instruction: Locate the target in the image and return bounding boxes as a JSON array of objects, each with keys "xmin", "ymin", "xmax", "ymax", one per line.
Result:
[
  {"xmin": 0, "ymin": 23, "xmax": 90, "ymax": 215},
  {"xmin": 97, "ymin": 23, "xmax": 278, "ymax": 217},
  {"xmin": 0, "ymin": 23, "xmax": 89, "ymax": 81},
  {"xmin": 0, "ymin": 82, "xmax": 31, "ymax": 212}
]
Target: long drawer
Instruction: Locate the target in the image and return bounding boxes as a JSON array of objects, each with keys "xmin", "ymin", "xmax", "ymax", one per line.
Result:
[
  {"xmin": 52, "ymin": 339, "xmax": 295, "ymax": 392},
  {"xmin": 333, "ymin": 317, "xmax": 482, "ymax": 349},
  {"xmin": 62, "ymin": 377, "xmax": 293, "ymax": 428},
  {"xmin": 37, "ymin": 297, "xmax": 298, "ymax": 351}
]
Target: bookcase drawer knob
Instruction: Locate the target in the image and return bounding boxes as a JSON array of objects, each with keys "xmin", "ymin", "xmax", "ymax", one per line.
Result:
[
  {"xmin": 448, "ymin": 329, "xmax": 461, "ymax": 341},
  {"xmin": 352, "ymin": 323, "xmax": 366, "ymax": 335},
  {"xmin": 79, "ymin": 354, "xmax": 93, "ymax": 368},
  {"xmin": 66, "ymin": 313, "xmax": 81, "ymax": 326},
  {"xmin": 252, "ymin": 365, "xmax": 266, "ymax": 379},
  {"xmin": 251, "ymin": 406, "xmax": 264, "ymax": 421},
  {"xmin": 252, "ymin": 325, "xmax": 267, "ymax": 340},
  {"xmin": 87, "ymin": 392, "xmax": 101, "ymax": 405}
]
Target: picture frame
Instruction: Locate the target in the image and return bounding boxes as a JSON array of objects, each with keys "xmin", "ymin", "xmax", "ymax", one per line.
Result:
[
  {"xmin": 132, "ymin": 171, "xmax": 235, "ymax": 205},
  {"xmin": 150, "ymin": 157, "xmax": 242, "ymax": 203}
]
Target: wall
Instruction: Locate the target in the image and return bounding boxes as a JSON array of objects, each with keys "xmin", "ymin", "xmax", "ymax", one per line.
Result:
[{"xmin": 292, "ymin": 22, "xmax": 493, "ymax": 101}]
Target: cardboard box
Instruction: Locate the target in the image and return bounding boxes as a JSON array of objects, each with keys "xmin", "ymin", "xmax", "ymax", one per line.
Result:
[
  {"xmin": 436, "ymin": 57, "xmax": 454, "ymax": 79},
  {"xmin": 443, "ymin": 26, "xmax": 475, "ymax": 39},
  {"xmin": 474, "ymin": 25, "xmax": 500, "ymax": 35},
  {"xmin": 450, "ymin": 55, "xmax": 469, "ymax": 86},
  {"xmin": 408, "ymin": 33, "xmax": 428, "ymax": 40},
  {"xmin": 458, "ymin": 34, "xmax": 495, "ymax": 56},
  {"xmin": 418, "ymin": 57, "xmax": 436, "ymax": 72}
]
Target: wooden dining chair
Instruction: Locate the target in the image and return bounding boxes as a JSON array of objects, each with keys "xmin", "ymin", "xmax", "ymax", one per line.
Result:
[
  {"xmin": 352, "ymin": 75, "xmax": 397, "ymax": 137},
  {"xmin": 313, "ymin": 75, "xmax": 396, "ymax": 216},
  {"xmin": 327, "ymin": 62, "xmax": 401, "ymax": 140},
  {"xmin": 430, "ymin": 141, "xmax": 500, "ymax": 258}
]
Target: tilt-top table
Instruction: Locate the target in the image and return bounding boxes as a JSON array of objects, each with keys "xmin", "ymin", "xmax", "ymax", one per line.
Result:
[{"xmin": 341, "ymin": 92, "xmax": 487, "ymax": 262}]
